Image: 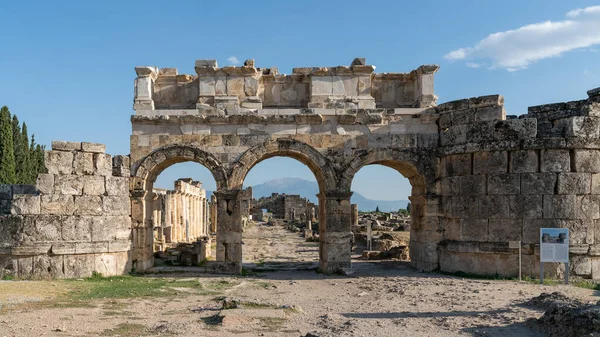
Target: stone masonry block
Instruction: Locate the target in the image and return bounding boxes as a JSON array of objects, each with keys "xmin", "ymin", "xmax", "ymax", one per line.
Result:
[
  {"xmin": 105, "ymin": 177, "xmax": 129, "ymax": 196},
  {"xmin": 94, "ymin": 154, "xmax": 113, "ymax": 176},
  {"xmin": 112, "ymin": 155, "xmax": 131, "ymax": 177},
  {"xmin": 520, "ymin": 173, "xmax": 556, "ymax": 195},
  {"xmin": 457, "ymin": 175, "xmax": 486, "ymax": 195},
  {"xmin": 54, "ymin": 175, "xmax": 83, "ymax": 195},
  {"xmin": 35, "ymin": 174, "xmax": 54, "ymax": 195},
  {"xmin": 442, "ymin": 154, "xmax": 471, "ymax": 177},
  {"xmin": 509, "ymin": 150, "xmax": 538, "ymax": 173},
  {"xmin": 0, "ymin": 185, "xmax": 12, "ymax": 199},
  {"xmin": 44, "ymin": 151, "xmax": 73, "ymax": 175},
  {"xmin": 441, "ymin": 176, "xmax": 459, "ymax": 196},
  {"xmin": 74, "ymin": 196, "xmax": 103, "ymax": 216},
  {"xmin": 103, "ymin": 196, "xmax": 130, "ymax": 216},
  {"xmin": 81, "ymin": 142, "xmax": 106, "ymax": 153},
  {"xmin": 593, "ymin": 174, "xmax": 600, "ymax": 194},
  {"xmin": 10, "ymin": 195, "xmax": 40, "ymax": 215},
  {"xmin": 12, "ymin": 185, "xmax": 37, "ymax": 195},
  {"xmin": 488, "ymin": 219, "xmax": 522, "ymax": 241},
  {"xmin": 574, "ymin": 150, "xmax": 600, "ymax": 173},
  {"xmin": 543, "ymin": 194, "xmax": 577, "ymax": 219},
  {"xmin": 41, "ymin": 194, "xmax": 75, "ymax": 215},
  {"xmin": 81, "ymin": 176, "xmax": 106, "ymax": 196},
  {"xmin": 508, "ymin": 195, "xmax": 543, "ymax": 219},
  {"xmin": 460, "ymin": 218, "xmax": 489, "ymax": 241},
  {"xmin": 577, "ymin": 195, "xmax": 600, "ymax": 220},
  {"xmin": 562, "ymin": 220, "xmax": 593, "ymax": 244},
  {"xmin": 479, "ymin": 195, "xmax": 510, "ymax": 218},
  {"xmin": 51, "ymin": 141, "xmax": 81, "ymax": 151},
  {"xmin": 61, "ymin": 216, "xmax": 92, "ymax": 241},
  {"xmin": 473, "ymin": 151, "xmax": 508, "ymax": 175},
  {"xmin": 73, "ymin": 152, "xmax": 94, "ymax": 175},
  {"xmin": 523, "ymin": 219, "xmax": 558, "ymax": 244},
  {"xmin": 557, "ymin": 173, "xmax": 591, "ymax": 194},
  {"xmin": 540, "ymin": 149, "xmax": 571, "ymax": 172},
  {"xmin": 453, "ymin": 196, "xmax": 479, "ymax": 218},
  {"xmin": 488, "ymin": 174, "xmax": 520, "ymax": 195}
]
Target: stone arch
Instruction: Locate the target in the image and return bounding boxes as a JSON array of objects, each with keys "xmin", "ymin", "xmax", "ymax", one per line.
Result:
[
  {"xmin": 228, "ymin": 138, "xmax": 338, "ymax": 192},
  {"xmin": 339, "ymin": 148, "xmax": 441, "ymax": 271},
  {"xmin": 131, "ymin": 144, "xmax": 228, "ymax": 192}
]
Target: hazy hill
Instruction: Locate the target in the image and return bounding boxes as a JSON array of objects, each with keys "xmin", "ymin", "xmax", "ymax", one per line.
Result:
[{"xmin": 245, "ymin": 177, "xmax": 409, "ymax": 212}]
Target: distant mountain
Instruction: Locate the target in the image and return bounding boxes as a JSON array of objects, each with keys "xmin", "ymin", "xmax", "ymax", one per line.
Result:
[{"xmin": 238, "ymin": 177, "xmax": 408, "ymax": 212}]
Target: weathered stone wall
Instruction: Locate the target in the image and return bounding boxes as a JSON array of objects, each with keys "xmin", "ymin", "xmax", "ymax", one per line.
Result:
[
  {"xmin": 438, "ymin": 88, "xmax": 600, "ymax": 279},
  {"xmin": 134, "ymin": 58, "xmax": 438, "ymax": 111},
  {"xmin": 252, "ymin": 193, "xmax": 311, "ymax": 221},
  {"xmin": 0, "ymin": 141, "xmax": 131, "ymax": 279}
]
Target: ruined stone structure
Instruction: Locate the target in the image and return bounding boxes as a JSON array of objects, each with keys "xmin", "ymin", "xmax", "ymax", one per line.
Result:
[
  {"xmin": 0, "ymin": 142, "xmax": 131, "ymax": 278},
  {"xmin": 151, "ymin": 178, "xmax": 209, "ymax": 252},
  {"xmin": 130, "ymin": 57, "xmax": 600, "ymax": 278},
  {"xmin": 252, "ymin": 193, "xmax": 315, "ymax": 221},
  {"xmin": 2, "ymin": 57, "xmax": 600, "ymax": 279}
]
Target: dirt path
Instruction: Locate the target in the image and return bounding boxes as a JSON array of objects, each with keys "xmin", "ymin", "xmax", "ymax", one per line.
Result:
[{"xmin": 0, "ymin": 222, "xmax": 598, "ymax": 337}]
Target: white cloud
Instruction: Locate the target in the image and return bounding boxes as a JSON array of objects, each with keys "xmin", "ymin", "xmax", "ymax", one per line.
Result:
[
  {"xmin": 466, "ymin": 62, "xmax": 481, "ymax": 68},
  {"xmin": 227, "ymin": 56, "xmax": 240, "ymax": 65},
  {"xmin": 444, "ymin": 6, "xmax": 600, "ymax": 71}
]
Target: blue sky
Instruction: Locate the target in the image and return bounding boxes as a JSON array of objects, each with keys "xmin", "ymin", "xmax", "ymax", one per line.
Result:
[{"xmin": 1, "ymin": 1, "xmax": 598, "ymax": 200}]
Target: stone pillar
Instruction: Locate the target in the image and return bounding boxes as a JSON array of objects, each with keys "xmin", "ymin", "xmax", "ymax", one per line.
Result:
[
  {"xmin": 198, "ymin": 196, "xmax": 204, "ymax": 237},
  {"xmin": 320, "ymin": 191, "xmax": 353, "ymax": 274},
  {"xmin": 351, "ymin": 203, "xmax": 359, "ymax": 227},
  {"xmin": 210, "ymin": 194, "xmax": 217, "ymax": 233},
  {"xmin": 131, "ymin": 189, "xmax": 154, "ymax": 271},
  {"xmin": 213, "ymin": 189, "xmax": 243, "ymax": 274},
  {"xmin": 164, "ymin": 193, "xmax": 172, "ymax": 243},
  {"xmin": 133, "ymin": 66, "xmax": 158, "ymax": 110}
]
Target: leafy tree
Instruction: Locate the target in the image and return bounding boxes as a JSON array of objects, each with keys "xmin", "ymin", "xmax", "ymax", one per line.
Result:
[
  {"xmin": 406, "ymin": 202, "xmax": 411, "ymax": 214},
  {"xmin": 0, "ymin": 106, "xmax": 16, "ymax": 184}
]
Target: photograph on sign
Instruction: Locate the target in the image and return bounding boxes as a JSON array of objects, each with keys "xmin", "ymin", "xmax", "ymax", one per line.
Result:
[{"xmin": 540, "ymin": 228, "xmax": 569, "ymax": 263}]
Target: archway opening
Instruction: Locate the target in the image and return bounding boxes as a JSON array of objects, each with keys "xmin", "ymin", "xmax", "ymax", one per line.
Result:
[
  {"xmin": 240, "ymin": 157, "xmax": 321, "ymax": 272},
  {"xmin": 350, "ymin": 163, "xmax": 414, "ymax": 263},
  {"xmin": 149, "ymin": 161, "xmax": 218, "ymax": 267}
]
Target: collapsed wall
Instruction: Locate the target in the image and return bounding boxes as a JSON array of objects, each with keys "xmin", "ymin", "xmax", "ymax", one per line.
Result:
[
  {"xmin": 0, "ymin": 141, "xmax": 131, "ymax": 279},
  {"xmin": 438, "ymin": 88, "xmax": 600, "ymax": 279}
]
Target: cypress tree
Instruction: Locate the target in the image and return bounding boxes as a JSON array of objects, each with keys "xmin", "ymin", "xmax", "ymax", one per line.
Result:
[
  {"xmin": 12, "ymin": 114, "xmax": 26, "ymax": 183},
  {"xmin": 0, "ymin": 106, "xmax": 17, "ymax": 184},
  {"xmin": 21, "ymin": 123, "xmax": 33, "ymax": 184}
]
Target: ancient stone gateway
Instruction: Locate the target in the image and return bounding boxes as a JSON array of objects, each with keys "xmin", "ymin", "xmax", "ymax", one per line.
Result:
[
  {"xmin": 2, "ymin": 57, "xmax": 600, "ymax": 279},
  {"xmin": 129, "ymin": 57, "xmax": 600, "ymax": 278}
]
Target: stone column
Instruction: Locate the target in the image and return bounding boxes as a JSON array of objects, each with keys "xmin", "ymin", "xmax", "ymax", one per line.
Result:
[
  {"xmin": 351, "ymin": 204, "xmax": 359, "ymax": 227},
  {"xmin": 133, "ymin": 66, "xmax": 158, "ymax": 110},
  {"xmin": 320, "ymin": 191, "xmax": 353, "ymax": 274},
  {"xmin": 213, "ymin": 189, "xmax": 243, "ymax": 274},
  {"xmin": 198, "ymin": 196, "xmax": 204, "ymax": 237},
  {"xmin": 210, "ymin": 195, "xmax": 217, "ymax": 233},
  {"xmin": 164, "ymin": 193, "xmax": 171, "ymax": 243},
  {"xmin": 131, "ymin": 189, "xmax": 154, "ymax": 271}
]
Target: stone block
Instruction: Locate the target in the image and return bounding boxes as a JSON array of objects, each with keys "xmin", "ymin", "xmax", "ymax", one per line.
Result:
[
  {"xmin": 112, "ymin": 155, "xmax": 130, "ymax": 177},
  {"xmin": 199, "ymin": 77, "xmax": 216, "ymax": 96},
  {"xmin": 523, "ymin": 219, "xmax": 558, "ymax": 244},
  {"xmin": 74, "ymin": 196, "xmax": 103, "ymax": 216},
  {"xmin": 12, "ymin": 185, "xmax": 37, "ymax": 195},
  {"xmin": 94, "ymin": 154, "xmax": 113, "ymax": 176},
  {"xmin": 457, "ymin": 175, "xmax": 486, "ymax": 195},
  {"xmin": 487, "ymin": 174, "xmax": 520, "ymax": 195},
  {"xmin": 73, "ymin": 152, "xmax": 94, "ymax": 175},
  {"xmin": 44, "ymin": 151, "xmax": 73, "ymax": 175},
  {"xmin": 460, "ymin": 218, "xmax": 489, "ymax": 241},
  {"xmin": 63, "ymin": 255, "xmax": 94, "ymax": 278},
  {"xmin": 442, "ymin": 218, "xmax": 461, "ymax": 240},
  {"xmin": 54, "ymin": 175, "xmax": 83, "ymax": 195},
  {"xmin": 473, "ymin": 151, "xmax": 508, "ymax": 175},
  {"xmin": 41, "ymin": 195, "xmax": 75, "ymax": 215},
  {"xmin": 105, "ymin": 177, "xmax": 129, "ymax": 196},
  {"xmin": 440, "ymin": 125, "xmax": 467, "ymax": 146},
  {"xmin": 35, "ymin": 174, "xmax": 54, "ymax": 195},
  {"xmin": 103, "ymin": 196, "xmax": 130, "ymax": 216},
  {"xmin": 0, "ymin": 215, "xmax": 24, "ymax": 245},
  {"xmin": 508, "ymin": 194, "xmax": 543, "ymax": 219},
  {"xmin": 32, "ymin": 255, "xmax": 64, "ymax": 279},
  {"xmin": 81, "ymin": 176, "xmax": 106, "ymax": 196},
  {"xmin": 81, "ymin": 142, "xmax": 106, "ymax": 153},
  {"xmin": 10, "ymin": 195, "xmax": 40, "ymax": 215},
  {"xmin": 479, "ymin": 195, "xmax": 510, "ymax": 218},
  {"xmin": 540, "ymin": 149, "xmax": 571, "ymax": 172},
  {"xmin": 557, "ymin": 173, "xmax": 591, "ymax": 194},
  {"xmin": 574, "ymin": 150, "xmax": 600, "ymax": 173},
  {"xmin": 94, "ymin": 254, "xmax": 118, "ymax": 276},
  {"xmin": 452, "ymin": 196, "xmax": 479, "ymax": 218},
  {"xmin": 520, "ymin": 173, "xmax": 556, "ymax": 195},
  {"xmin": 61, "ymin": 216, "xmax": 92, "ymax": 241},
  {"xmin": 51, "ymin": 140, "xmax": 82, "ymax": 151},
  {"xmin": 509, "ymin": 150, "xmax": 538, "ymax": 173},
  {"xmin": 442, "ymin": 154, "xmax": 471, "ymax": 176},
  {"xmin": 571, "ymin": 255, "xmax": 592, "ymax": 276},
  {"xmin": 488, "ymin": 219, "xmax": 522, "ymax": 241},
  {"xmin": 543, "ymin": 194, "xmax": 577, "ymax": 219},
  {"xmin": 244, "ymin": 77, "xmax": 258, "ymax": 96},
  {"xmin": 440, "ymin": 176, "xmax": 459, "ymax": 196},
  {"xmin": 594, "ymin": 174, "xmax": 600, "ymax": 194},
  {"xmin": 577, "ymin": 195, "xmax": 600, "ymax": 220},
  {"xmin": 28, "ymin": 215, "xmax": 61, "ymax": 242},
  {"xmin": 0, "ymin": 184, "xmax": 12, "ymax": 199}
]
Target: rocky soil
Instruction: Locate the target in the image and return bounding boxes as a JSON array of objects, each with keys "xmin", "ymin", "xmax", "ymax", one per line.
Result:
[{"xmin": 1, "ymin": 221, "xmax": 599, "ymax": 337}]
